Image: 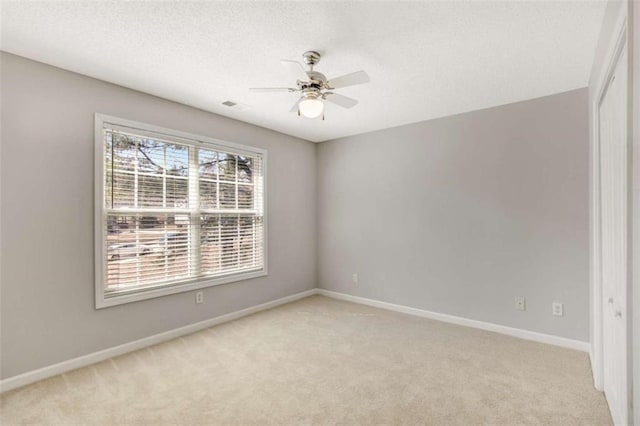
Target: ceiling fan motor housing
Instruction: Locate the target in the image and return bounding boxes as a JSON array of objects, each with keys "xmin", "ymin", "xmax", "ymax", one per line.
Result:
[{"xmin": 298, "ymin": 70, "xmax": 328, "ymax": 93}]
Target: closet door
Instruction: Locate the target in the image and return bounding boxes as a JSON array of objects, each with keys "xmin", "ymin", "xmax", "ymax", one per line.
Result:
[{"xmin": 598, "ymin": 47, "xmax": 628, "ymax": 426}]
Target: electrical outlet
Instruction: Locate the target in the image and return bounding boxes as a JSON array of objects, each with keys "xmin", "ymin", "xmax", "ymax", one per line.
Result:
[
  {"xmin": 515, "ymin": 296, "xmax": 526, "ymax": 311},
  {"xmin": 352, "ymin": 273, "xmax": 359, "ymax": 284},
  {"xmin": 195, "ymin": 291, "xmax": 204, "ymax": 304},
  {"xmin": 552, "ymin": 302, "xmax": 563, "ymax": 316}
]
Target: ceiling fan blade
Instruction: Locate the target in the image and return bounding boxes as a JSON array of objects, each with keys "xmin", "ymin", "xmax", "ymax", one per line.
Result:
[
  {"xmin": 290, "ymin": 98, "xmax": 302, "ymax": 113},
  {"xmin": 324, "ymin": 93, "xmax": 358, "ymax": 109},
  {"xmin": 327, "ymin": 71, "xmax": 370, "ymax": 89},
  {"xmin": 281, "ymin": 59, "xmax": 309, "ymax": 82},
  {"xmin": 249, "ymin": 87, "xmax": 295, "ymax": 93}
]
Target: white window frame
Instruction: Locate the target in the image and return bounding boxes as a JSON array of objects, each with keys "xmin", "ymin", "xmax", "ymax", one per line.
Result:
[{"xmin": 94, "ymin": 114, "xmax": 268, "ymax": 308}]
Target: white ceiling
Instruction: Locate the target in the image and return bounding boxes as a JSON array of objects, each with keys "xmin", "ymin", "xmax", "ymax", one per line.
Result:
[{"xmin": 1, "ymin": 1, "xmax": 605, "ymax": 142}]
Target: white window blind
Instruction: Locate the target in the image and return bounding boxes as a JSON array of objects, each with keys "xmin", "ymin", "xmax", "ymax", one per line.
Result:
[{"xmin": 95, "ymin": 115, "xmax": 266, "ymax": 307}]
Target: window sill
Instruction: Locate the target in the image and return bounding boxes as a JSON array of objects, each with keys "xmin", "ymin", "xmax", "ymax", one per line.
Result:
[{"xmin": 95, "ymin": 269, "xmax": 267, "ymax": 309}]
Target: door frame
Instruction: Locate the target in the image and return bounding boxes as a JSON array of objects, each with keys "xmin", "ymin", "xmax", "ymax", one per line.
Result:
[
  {"xmin": 631, "ymin": 1, "xmax": 639, "ymax": 424},
  {"xmin": 590, "ymin": 3, "xmax": 630, "ymax": 420}
]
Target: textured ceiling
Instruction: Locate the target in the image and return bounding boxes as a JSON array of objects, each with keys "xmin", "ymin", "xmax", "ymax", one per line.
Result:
[{"xmin": 1, "ymin": 1, "xmax": 605, "ymax": 142}]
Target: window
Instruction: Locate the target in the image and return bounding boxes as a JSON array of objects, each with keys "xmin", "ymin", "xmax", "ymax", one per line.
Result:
[{"xmin": 95, "ymin": 114, "xmax": 266, "ymax": 308}]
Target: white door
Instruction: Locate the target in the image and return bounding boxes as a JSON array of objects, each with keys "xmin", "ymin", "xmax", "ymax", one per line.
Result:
[{"xmin": 599, "ymin": 47, "xmax": 628, "ymax": 426}]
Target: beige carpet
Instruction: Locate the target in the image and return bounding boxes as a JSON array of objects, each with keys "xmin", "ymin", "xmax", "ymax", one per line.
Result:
[{"xmin": 1, "ymin": 295, "xmax": 611, "ymax": 425}]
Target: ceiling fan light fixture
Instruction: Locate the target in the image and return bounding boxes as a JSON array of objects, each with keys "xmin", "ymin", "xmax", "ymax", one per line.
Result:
[{"xmin": 299, "ymin": 97, "xmax": 324, "ymax": 118}]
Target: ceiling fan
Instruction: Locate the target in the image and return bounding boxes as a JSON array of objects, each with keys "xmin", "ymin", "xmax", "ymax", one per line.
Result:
[{"xmin": 250, "ymin": 51, "xmax": 370, "ymax": 119}]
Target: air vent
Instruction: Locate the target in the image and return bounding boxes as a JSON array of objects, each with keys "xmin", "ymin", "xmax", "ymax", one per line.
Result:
[{"xmin": 221, "ymin": 100, "xmax": 250, "ymax": 111}]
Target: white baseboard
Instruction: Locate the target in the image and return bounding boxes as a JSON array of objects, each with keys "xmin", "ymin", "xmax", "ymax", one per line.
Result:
[
  {"xmin": 589, "ymin": 347, "xmax": 603, "ymax": 391},
  {"xmin": 316, "ymin": 289, "xmax": 590, "ymax": 352},
  {"xmin": 1, "ymin": 287, "xmax": 590, "ymax": 393},
  {"xmin": 0, "ymin": 289, "xmax": 317, "ymax": 393}
]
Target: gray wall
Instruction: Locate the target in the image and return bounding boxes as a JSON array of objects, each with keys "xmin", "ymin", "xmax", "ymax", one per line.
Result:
[
  {"xmin": 317, "ymin": 89, "xmax": 590, "ymax": 341},
  {"xmin": 0, "ymin": 52, "xmax": 317, "ymax": 379}
]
